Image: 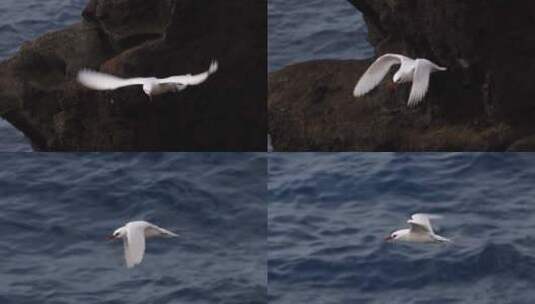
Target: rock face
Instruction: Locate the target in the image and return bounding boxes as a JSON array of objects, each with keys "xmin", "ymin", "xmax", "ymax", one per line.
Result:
[
  {"xmin": 0, "ymin": 0, "xmax": 266, "ymax": 151},
  {"xmin": 269, "ymin": 0, "xmax": 535, "ymax": 151}
]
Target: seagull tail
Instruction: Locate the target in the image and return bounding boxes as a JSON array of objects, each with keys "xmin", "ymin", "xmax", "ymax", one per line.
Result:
[
  {"xmin": 159, "ymin": 227, "xmax": 179, "ymax": 237},
  {"xmin": 208, "ymin": 59, "xmax": 218, "ymax": 75},
  {"xmin": 433, "ymin": 64, "xmax": 447, "ymax": 72},
  {"xmin": 434, "ymin": 234, "xmax": 452, "ymax": 243}
]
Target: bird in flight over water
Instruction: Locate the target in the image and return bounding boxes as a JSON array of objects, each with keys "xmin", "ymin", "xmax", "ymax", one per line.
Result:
[
  {"xmin": 107, "ymin": 220, "xmax": 179, "ymax": 268},
  {"xmin": 385, "ymin": 213, "xmax": 451, "ymax": 243}
]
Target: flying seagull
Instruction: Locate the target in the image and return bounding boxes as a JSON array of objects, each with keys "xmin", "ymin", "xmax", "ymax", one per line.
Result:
[
  {"xmin": 77, "ymin": 60, "xmax": 218, "ymax": 101},
  {"xmin": 385, "ymin": 213, "xmax": 451, "ymax": 243},
  {"xmin": 353, "ymin": 54, "xmax": 446, "ymax": 107},
  {"xmin": 107, "ymin": 221, "xmax": 179, "ymax": 268}
]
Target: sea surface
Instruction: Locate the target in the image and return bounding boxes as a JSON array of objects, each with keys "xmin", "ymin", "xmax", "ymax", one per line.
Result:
[
  {"xmin": 269, "ymin": 153, "xmax": 535, "ymax": 304},
  {"xmin": 268, "ymin": 0, "xmax": 373, "ymax": 72},
  {"xmin": 0, "ymin": 0, "xmax": 88, "ymax": 151},
  {"xmin": 0, "ymin": 153, "xmax": 266, "ymax": 304}
]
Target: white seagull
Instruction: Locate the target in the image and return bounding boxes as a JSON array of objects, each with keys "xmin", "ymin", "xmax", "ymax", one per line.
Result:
[
  {"xmin": 107, "ymin": 221, "xmax": 179, "ymax": 268},
  {"xmin": 385, "ymin": 213, "xmax": 451, "ymax": 243},
  {"xmin": 353, "ymin": 54, "xmax": 446, "ymax": 107},
  {"xmin": 77, "ymin": 60, "xmax": 218, "ymax": 101}
]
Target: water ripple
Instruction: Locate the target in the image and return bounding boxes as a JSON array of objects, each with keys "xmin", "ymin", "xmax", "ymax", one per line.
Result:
[
  {"xmin": 269, "ymin": 153, "xmax": 535, "ymax": 304},
  {"xmin": 0, "ymin": 153, "xmax": 266, "ymax": 303}
]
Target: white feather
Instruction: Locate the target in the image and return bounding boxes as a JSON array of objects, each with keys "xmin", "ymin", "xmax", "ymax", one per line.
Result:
[
  {"xmin": 408, "ymin": 213, "xmax": 442, "ymax": 234},
  {"xmin": 353, "ymin": 53, "xmax": 407, "ymax": 97},
  {"xmin": 77, "ymin": 70, "xmax": 145, "ymax": 90},
  {"xmin": 353, "ymin": 53, "xmax": 446, "ymax": 107},
  {"xmin": 407, "ymin": 59, "xmax": 433, "ymax": 107},
  {"xmin": 114, "ymin": 221, "xmax": 178, "ymax": 268},
  {"xmin": 77, "ymin": 60, "xmax": 218, "ymax": 96}
]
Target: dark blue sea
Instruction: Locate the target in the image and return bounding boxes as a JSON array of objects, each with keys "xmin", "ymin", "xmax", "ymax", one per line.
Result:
[
  {"xmin": 0, "ymin": 153, "xmax": 266, "ymax": 304},
  {"xmin": 268, "ymin": 153, "xmax": 535, "ymax": 304},
  {"xmin": 268, "ymin": 0, "xmax": 373, "ymax": 72}
]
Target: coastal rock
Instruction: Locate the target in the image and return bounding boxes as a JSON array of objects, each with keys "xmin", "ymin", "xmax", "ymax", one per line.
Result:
[
  {"xmin": 269, "ymin": 0, "xmax": 535, "ymax": 151},
  {"xmin": 0, "ymin": 0, "xmax": 266, "ymax": 151},
  {"xmin": 269, "ymin": 60, "xmax": 517, "ymax": 151},
  {"xmin": 82, "ymin": 0, "xmax": 173, "ymax": 50}
]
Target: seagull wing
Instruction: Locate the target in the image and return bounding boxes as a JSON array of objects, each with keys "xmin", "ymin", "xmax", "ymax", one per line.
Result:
[
  {"xmin": 407, "ymin": 59, "xmax": 433, "ymax": 107},
  {"xmin": 408, "ymin": 213, "xmax": 442, "ymax": 234},
  {"xmin": 123, "ymin": 224, "xmax": 146, "ymax": 268},
  {"xmin": 157, "ymin": 60, "xmax": 218, "ymax": 86},
  {"xmin": 77, "ymin": 69, "xmax": 146, "ymax": 91},
  {"xmin": 353, "ymin": 54, "xmax": 407, "ymax": 97},
  {"xmin": 145, "ymin": 223, "xmax": 179, "ymax": 238}
]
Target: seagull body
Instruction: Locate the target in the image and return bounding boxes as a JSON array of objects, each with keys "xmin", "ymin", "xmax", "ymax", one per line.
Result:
[
  {"xmin": 108, "ymin": 221, "xmax": 178, "ymax": 268},
  {"xmin": 385, "ymin": 213, "xmax": 451, "ymax": 243},
  {"xmin": 353, "ymin": 54, "xmax": 446, "ymax": 107},
  {"xmin": 77, "ymin": 60, "xmax": 218, "ymax": 101}
]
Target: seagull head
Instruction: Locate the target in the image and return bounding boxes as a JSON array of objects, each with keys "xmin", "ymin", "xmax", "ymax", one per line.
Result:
[
  {"xmin": 392, "ymin": 72, "xmax": 402, "ymax": 84},
  {"xmin": 392, "ymin": 68, "xmax": 409, "ymax": 84},
  {"xmin": 385, "ymin": 229, "xmax": 406, "ymax": 241},
  {"xmin": 107, "ymin": 227, "xmax": 126, "ymax": 240}
]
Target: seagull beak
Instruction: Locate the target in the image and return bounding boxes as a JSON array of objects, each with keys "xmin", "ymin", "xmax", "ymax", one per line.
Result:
[
  {"xmin": 106, "ymin": 235, "xmax": 116, "ymax": 241},
  {"xmin": 385, "ymin": 235, "xmax": 393, "ymax": 241},
  {"xmin": 387, "ymin": 82, "xmax": 398, "ymax": 92}
]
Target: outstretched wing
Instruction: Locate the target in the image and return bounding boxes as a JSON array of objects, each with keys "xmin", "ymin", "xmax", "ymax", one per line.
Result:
[
  {"xmin": 145, "ymin": 223, "xmax": 179, "ymax": 238},
  {"xmin": 353, "ymin": 54, "xmax": 406, "ymax": 97},
  {"xmin": 77, "ymin": 69, "xmax": 146, "ymax": 91},
  {"xmin": 407, "ymin": 59, "xmax": 433, "ymax": 107},
  {"xmin": 157, "ymin": 60, "xmax": 218, "ymax": 87},
  {"xmin": 124, "ymin": 225, "xmax": 146, "ymax": 268},
  {"xmin": 409, "ymin": 213, "xmax": 442, "ymax": 234}
]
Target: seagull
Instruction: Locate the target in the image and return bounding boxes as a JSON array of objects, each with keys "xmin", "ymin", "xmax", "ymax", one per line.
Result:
[
  {"xmin": 353, "ymin": 54, "xmax": 446, "ymax": 107},
  {"xmin": 385, "ymin": 213, "xmax": 451, "ymax": 243},
  {"xmin": 107, "ymin": 221, "xmax": 179, "ymax": 268},
  {"xmin": 77, "ymin": 60, "xmax": 218, "ymax": 101}
]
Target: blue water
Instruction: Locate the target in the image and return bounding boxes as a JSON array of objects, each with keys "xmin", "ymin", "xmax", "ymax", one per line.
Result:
[
  {"xmin": 0, "ymin": 153, "xmax": 266, "ymax": 303},
  {"xmin": 0, "ymin": 0, "xmax": 88, "ymax": 151},
  {"xmin": 268, "ymin": 0, "xmax": 373, "ymax": 72},
  {"xmin": 269, "ymin": 153, "xmax": 535, "ymax": 304}
]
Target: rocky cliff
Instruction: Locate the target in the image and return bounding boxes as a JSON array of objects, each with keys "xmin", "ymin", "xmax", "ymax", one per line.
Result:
[
  {"xmin": 269, "ymin": 0, "xmax": 535, "ymax": 151},
  {"xmin": 0, "ymin": 0, "xmax": 266, "ymax": 151}
]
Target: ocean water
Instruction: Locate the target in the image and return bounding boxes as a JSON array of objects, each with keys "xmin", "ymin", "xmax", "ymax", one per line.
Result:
[
  {"xmin": 0, "ymin": 153, "xmax": 267, "ymax": 304},
  {"xmin": 269, "ymin": 153, "xmax": 535, "ymax": 304},
  {"xmin": 268, "ymin": 0, "xmax": 373, "ymax": 72},
  {"xmin": 0, "ymin": 0, "xmax": 88, "ymax": 151}
]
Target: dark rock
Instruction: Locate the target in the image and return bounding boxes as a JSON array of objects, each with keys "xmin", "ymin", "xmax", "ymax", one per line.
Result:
[
  {"xmin": 82, "ymin": 0, "xmax": 173, "ymax": 50},
  {"xmin": 507, "ymin": 135, "xmax": 535, "ymax": 152},
  {"xmin": 269, "ymin": 60, "xmax": 522, "ymax": 151},
  {"xmin": 0, "ymin": 0, "xmax": 266, "ymax": 151},
  {"xmin": 269, "ymin": 0, "xmax": 535, "ymax": 151}
]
